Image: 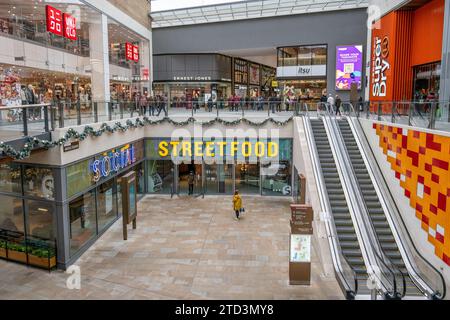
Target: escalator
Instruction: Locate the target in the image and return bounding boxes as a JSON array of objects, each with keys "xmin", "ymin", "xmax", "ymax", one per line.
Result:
[
  {"xmin": 309, "ymin": 119, "xmax": 370, "ymax": 294},
  {"xmin": 337, "ymin": 119, "xmax": 422, "ymax": 297}
]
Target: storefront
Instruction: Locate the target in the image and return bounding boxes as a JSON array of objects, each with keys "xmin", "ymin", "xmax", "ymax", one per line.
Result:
[
  {"xmin": 370, "ymin": 0, "xmax": 445, "ymax": 103},
  {"xmin": 145, "ymin": 138, "xmax": 293, "ymax": 197},
  {"xmin": 234, "ymin": 58, "xmax": 249, "ymax": 97},
  {"xmin": 277, "ymin": 45, "xmax": 328, "ymax": 102},
  {"xmin": 0, "ymin": 0, "xmax": 151, "ymax": 107},
  {"xmin": 153, "ymin": 54, "xmax": 233, "ymax": 104}
]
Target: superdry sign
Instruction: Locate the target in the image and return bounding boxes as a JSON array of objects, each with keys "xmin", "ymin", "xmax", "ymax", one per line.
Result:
[
  {"xmin": 371, "ymin": 36, "xmax": 390, "ymax": 97},
  {"xmin": 46, "ymin": 5, "xmax": 77, "ymax": 41}
]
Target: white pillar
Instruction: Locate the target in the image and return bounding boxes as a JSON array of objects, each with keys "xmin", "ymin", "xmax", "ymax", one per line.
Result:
[{"xmin": 89, "ymin": 14, "xmax": 110, "ymax": 103}]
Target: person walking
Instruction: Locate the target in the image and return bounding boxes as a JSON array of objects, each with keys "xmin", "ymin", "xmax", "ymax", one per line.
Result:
[
  {"xmin": 232, "ymin": 190, "xmax": 243, "ymax": 221},
  {"xmin": 207, "ymin": 96, "xmax": 213, "ymax": 112},
  {"xmin": 327, "ymin": 94, "xmax": 335, "ymax": 113},
  {"xmin": 335, "ymin": 95, "xmax": 342, "ymax": 116},
  {"xmin": 188, "ymin": 171, "xmax": 195, "ymax": 195}
]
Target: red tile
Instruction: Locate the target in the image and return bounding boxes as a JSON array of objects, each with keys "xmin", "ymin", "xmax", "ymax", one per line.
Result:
[
  {"xmin": 443, "ymin": 254, "xmax": 450, "ymax": 267},
  {"xmin": 395, "ymin": 172, "xmax": 401, "ymax": 180},
  {"xmin": 426, "ymin": 134, "xmax": 441, "ymax": 152},
  {"xmin": 419, "ymin": 147, "xmax": 426, "ymax": 155},
  {"xmin": 396, "ymin": 147, "xmax": 402, "ymax": 154},
  {"xmin": 413, "ymin": 131, "xmax": 420, "ymax": 138},
  {"xmin": 388, "ymin": 144, "xmax": 393, "ymax": 150},
  {"xmin": 373, "ymin": 123, "xmax": 377, "ymax": 129},
  {"xmin": 432, "ymin": 158, "xmax": 449, "ymax": 171},
  {"xmin": 438, "ymin": 193, "xmax": 447, "ymax": 212},
  {"xmin": 396, "ymin": 159, "xmax": 402, "ymax": 167},
  {"xmin": 405, "ymin": 189, "xmax": 411, "ymax": 199},
  {"xmin": 397, "ymin": 128, "xmax": 403, "ymax": 135},
  {"xmin": 388, "ymin": 126, "xmax": 393, "ymax": 132},
  {"xmin": 424, "ymin": 185, "xmax": 431, "ymax": 195},
  {"xmin": 383, "ymin": 137, "xmax": 388, "ymax": 143},
  {"xmin": 436, "ymin": 232, "xmax": 445, "ymax": 244},
  {"xmin": 447, "ymin": 188, "xmax": 450, "ymax": 197},
  {"xmin": 418, "ymin": 175, "xmax": 425, "ymax": 184},
  {"xmin": 407, "ymin": 150, "xmax": 419, "ymax": 167},
  {"xmin": 402, "ymin": 136, "xmax": 408, "ymax": 148},
  {"xmin": 417, "ymin": 204, "xmax": 424, "ymax": 214},
  {"xmin": 392, "ymin": 133, "xmax": 398, "ymax": 140},
  {"xmin": 425, "ymin": 163, "xmax": 433, "ymax": 173},
  {"xmin": 430, "ymin": 204, "xmax": 438, "ymax": 215},
  {"xmin": 406, "ymin": 170, "xmax": 412, "ymax": 178},
  {"xmin": 432, "ymin": 174, "xmax": 440, "ymax": 184}
]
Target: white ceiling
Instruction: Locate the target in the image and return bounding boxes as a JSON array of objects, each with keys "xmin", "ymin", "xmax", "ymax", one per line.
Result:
[{"xmin": 151, "ymin": 0, "xmax": 370, "ymax": 28}]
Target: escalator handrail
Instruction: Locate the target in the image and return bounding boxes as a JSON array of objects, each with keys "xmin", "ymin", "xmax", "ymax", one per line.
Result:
[
  {"xmin": 348, "ymin": 104, "xmax": 447, "ymax": 299},
  {"xmin": 302, "ymin": 112, "xmax": 358, "ymax": 298},
  {"xmin": 328, "ymin": 114, "xmax": 407, "ymax": 298}
]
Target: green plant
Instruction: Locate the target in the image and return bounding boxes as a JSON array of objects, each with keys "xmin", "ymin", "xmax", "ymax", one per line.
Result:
[
  {"xmin": 7, "ymin": 243, "xmax": 27, "ymax": 253},
  {"xmin": 29, "ymin": 248, "xmax": 55, "ymax": 258},
  {"xmin": 0, "ymin": 240, "xmax": 6, "ymax": 249}
]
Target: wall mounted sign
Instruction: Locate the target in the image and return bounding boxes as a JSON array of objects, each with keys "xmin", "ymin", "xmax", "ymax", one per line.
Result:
[
  {"xmin": 371, "ymin": 36, "xmax": 390, "ymax": 98},
  {"xmin": 276, "ymin": 65, "xmax": 326, "ymax": 78},
  {"xmin": 336, "ymin": 45, "xmax": 363, "ymax": 90},
  {"xmin": 126, "ymin": 43, "xmax": 139, "ymax": 62},
  {"xmin": 90, "ymin": 144, "xmax": 137, "ymax": 182},
  {"xmin": 46, "ymin": 5, "xmax": 77, "ymax": 41},
  {"xmin": 173, "ymin": 76, "xmax": 212, "ymax": 81}
]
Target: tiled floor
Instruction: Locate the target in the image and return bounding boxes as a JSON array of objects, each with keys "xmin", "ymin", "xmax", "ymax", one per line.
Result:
[{"xmin": 0, "ymin": 195, "xmax": 343, "ymax": 300}]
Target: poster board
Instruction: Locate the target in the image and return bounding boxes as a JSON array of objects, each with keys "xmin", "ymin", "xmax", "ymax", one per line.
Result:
[{"xmin": 121, "ymin": 171, "xmax": 137, "ymax": 240}]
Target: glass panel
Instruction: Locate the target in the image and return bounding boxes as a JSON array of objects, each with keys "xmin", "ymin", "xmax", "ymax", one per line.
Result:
[
  {"xmin": 311, "ymin": 45, "xmax": 327, "ymax": 65},
  {"xmin": 69, "ymin": 189, "xmax": 97, "ymax": 256},
  {"xmin": 261, "ymin": 160, "xmax": 292, "ymax": 196},
  {"xmin": 235, "ymin": 163, "xmax": 260, "ymax": 194},
  {"xmin": 218, "ymin": 164, "xmax": 233, "ymax": 194},
  {"xmin": 0, "ymin": 163, "xmax": 22, "ymax": 194},
  {"xmin": 96, "ymin": 179, "xmax": 117, "ymax": 232},
  {"xmin": 280, "ymin": 47, "xmax": 298, "ymax": 67},
  {"xmin": 147, "ymin": 160, "xmax": 174, "ymax": 194},
  {"xmin": 298, "ymin": 46, "xmax": 312, "ymax": 66},
  {"xmin": 23, "ymin": 166, "xmax": 55, "ymax": 200},
  {"xmin": 0, "ymin": 195, "xmax": 24, "ymax": 233},
  {"xmin": 26, "ymin": 200, "xmax": 55, "ymax": 240},
  {"xmin": 205, "ymin": 164, "xmax": 218, "ymax": 194},
  {"xmin": 66, "ymin": 159, "xmax": 94, "ymax": 198}
]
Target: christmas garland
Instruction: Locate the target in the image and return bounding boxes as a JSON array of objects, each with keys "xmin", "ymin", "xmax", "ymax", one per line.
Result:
[{"xmin": 0, "ymin": 116, "xmax": 293, "ymax": 160}]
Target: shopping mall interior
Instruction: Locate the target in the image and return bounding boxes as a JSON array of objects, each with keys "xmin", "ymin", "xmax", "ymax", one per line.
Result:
[{"xmin": 0, "ymin": 0, "xmax": 449, "ymax": 306}]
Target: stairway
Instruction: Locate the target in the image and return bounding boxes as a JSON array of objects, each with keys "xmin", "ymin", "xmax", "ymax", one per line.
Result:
[
  {"xmin": 310, "ymin": 119, "xmax": 369, "ymax": 294},
  {"xmin": 337, "ymin": 119, "xmax": 423, "ymax": 297}
]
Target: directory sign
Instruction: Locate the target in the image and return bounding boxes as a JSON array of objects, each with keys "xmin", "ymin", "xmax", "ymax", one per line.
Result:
[{"xmin": 336, "ymin": 45, "xmax": 363, "ymax": 90}]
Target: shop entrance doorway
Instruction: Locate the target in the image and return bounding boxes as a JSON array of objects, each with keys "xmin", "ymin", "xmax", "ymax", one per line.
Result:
[
  {"xmin": 204, "ymin": 163, "xmax": 234, "ymax": 195},
  {"xmin": 177, "ymin": 162, "xmax": 203, "ymax": 196}
]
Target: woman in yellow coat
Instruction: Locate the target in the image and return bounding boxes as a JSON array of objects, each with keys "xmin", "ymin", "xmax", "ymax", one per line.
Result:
[{"xmin": 233, "ymin": 190, "xmax": 243, "ymax": 220}]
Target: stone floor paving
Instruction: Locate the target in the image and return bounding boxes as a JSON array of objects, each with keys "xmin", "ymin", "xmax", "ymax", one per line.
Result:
[{"xmin": 0, "ymin": 195, "xmax": 344, "ymax": 300}]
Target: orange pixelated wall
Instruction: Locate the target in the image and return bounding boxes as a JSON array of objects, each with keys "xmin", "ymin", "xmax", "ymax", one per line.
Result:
[{"xmin": 374, "ymin": 123, "xmax": 450, "ymax": 266}]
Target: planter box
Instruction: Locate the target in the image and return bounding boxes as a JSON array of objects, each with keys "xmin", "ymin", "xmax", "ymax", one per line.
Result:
[
  {"xmin": 0, "ymin": 248, "xmax": 6, "ymax": 258},
  {"xmin": 8, "ymin": 250, "xmax": 27, "ymax": 263},
  {"xmin": 28, "ymin": 255, "xmax": 56, "ymax": 269}
]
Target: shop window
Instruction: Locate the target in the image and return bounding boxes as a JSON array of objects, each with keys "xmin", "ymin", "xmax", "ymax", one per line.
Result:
[
  {"xmin": 311, "ymin": 46, "xmax": 327, "ymax": 65},
  {"xmin": 413, "ymin": 62, "xmax": 441, "ymax": 101},
  {"xmin": 235, "ymin": 163, "xmax": 260, "ymax": 195},
  {"xmin": 96, "ymin": 179, "xmax": 117, "ymax": 232},
  {"xmin": 278, "ymin": 47, "xmax": 299, "ymax": 67},
  {"xmin": 147, "ymin": 161, "xmax": 175, "ymax": 194},
  {"xmin": 23, "ymin": 167, "xmax": 55, "ymax": 200},
  {"xmin": 261, "ymin": 161, "xmax": 292, "ymax": 196},
  {"xmin": 0, "ymin": 163, "xmax": 22, "ymax": 194},
  {"xmin": 298, "ymin": 47, "xmax": 312, "ymax": 66},
  {"xmin": 0, "ymin": 195, "xmax": 24, "ymax": 234},
  {"xmin": 67, "ymin": 159, "xmax": 94, "ymax": 199},
  {"xmin": 69, "ymin": 189, "xmax": 97, "ymax": 257},
  {"xmin": 25, "ymin": 200, "xmax": 55, "ymax": 241},
  {"xmin": 234, "ymin": 59, "xmax": 248, "ymax": 84}
]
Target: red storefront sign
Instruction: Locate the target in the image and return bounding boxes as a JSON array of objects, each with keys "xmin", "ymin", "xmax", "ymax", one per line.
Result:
[
  {"xmin": 126, "ymin": 42, "xmax": 134, "ymax": 61},
  {"xmin": 133, "ymin": 45, "xmax": 139, "ymax": 62},
  {"xmin": 126, "ymin": 43, "xmax": 139, "ymax": 63},
  {"xmin": 63, "ymin": 13, "xmax": 77, "ymax": 40},
  {"xmin": 46, "ymin": 5, "xmax": 63, "ymax": 36}
]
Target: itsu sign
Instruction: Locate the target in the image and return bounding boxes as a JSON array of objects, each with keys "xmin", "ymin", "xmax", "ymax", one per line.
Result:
[{"xmin": 46, "ymin": 5, "xmax": 77, "ymax": 40}]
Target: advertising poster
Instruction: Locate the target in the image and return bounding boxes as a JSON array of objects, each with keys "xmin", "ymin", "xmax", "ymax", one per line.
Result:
[
  {"xmin": 335, "ymin": 45, "xmax": 363, "ymax": 90},
  {"xmin": 290, "ymin": 235, "xmax": 311, "ymax": 263}
]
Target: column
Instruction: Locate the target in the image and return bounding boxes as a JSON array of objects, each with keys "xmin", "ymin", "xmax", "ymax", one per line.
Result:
[
  {"xmin": 440, "ymin": 0, "xmax": 450, "ymax": 120},
  {"xmin": 89, "ymin": 14, "xmax": 110, "ymax": 103}
]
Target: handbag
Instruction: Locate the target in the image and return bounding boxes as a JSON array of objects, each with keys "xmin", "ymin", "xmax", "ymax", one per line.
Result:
[{"xmin": 240, "ymin": 208, "xmax": 246, "ymax": 213}]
